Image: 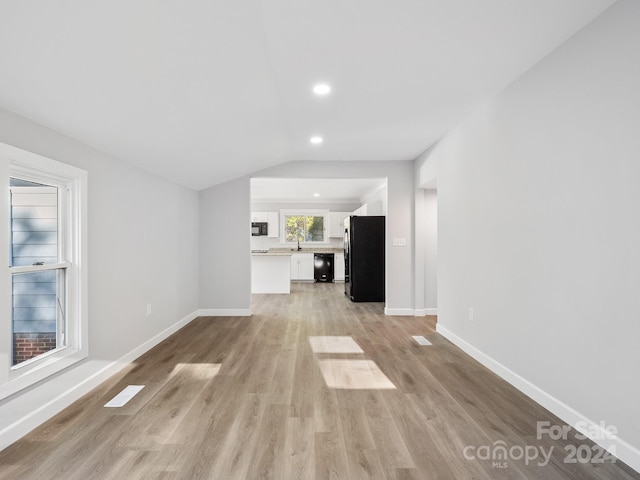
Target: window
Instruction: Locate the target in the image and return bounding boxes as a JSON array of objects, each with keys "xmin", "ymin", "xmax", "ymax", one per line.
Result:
[
  {"xmin": 1, "ymin": 143, "xmax": 87, "ymax": 399},
  {"xmin": 281, "ymin": 210, "xmax": 328, "ymax": 245},
  {"xmin": 9, "ymin": 178, "xmax": 64, "ymax": 366}
]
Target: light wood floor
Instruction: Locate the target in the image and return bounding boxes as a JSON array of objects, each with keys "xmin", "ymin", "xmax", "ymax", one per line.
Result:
[{"xmin": 0, "ymin": 283, "xmax": 637, "ymax": 479}]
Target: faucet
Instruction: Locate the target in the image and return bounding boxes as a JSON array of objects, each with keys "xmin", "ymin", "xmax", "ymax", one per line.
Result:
[{"xmin": 297, "ymin": 237, "xmax": 302, "ymax": 251}]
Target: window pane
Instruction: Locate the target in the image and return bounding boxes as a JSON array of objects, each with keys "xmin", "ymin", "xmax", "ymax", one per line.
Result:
[
  {"xmin": 285, "ymin": 215, "xmax": 305, "ymax": 242},
  {"xmin": 10, "ymin": 178, "xmax": 59, "ymax": 267},
  {"xmin": 11, "ymin": 269, "xmax": 65, "ymax": 366},
  {"xmin": 307, "ymin": 216, "xmax": 324, "ymax": 241}
]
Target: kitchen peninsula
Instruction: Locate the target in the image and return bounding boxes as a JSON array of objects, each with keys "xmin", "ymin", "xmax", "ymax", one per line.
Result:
[
  {"xmin": 251, "ymin": 247, "xmax": 345, "ymax": 294},
  {"xmin": 251, "ymin": 250, "xmax": 293, "ymax": 294}
]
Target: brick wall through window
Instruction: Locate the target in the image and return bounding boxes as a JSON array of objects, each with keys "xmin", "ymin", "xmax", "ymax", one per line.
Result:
[{"xmin": 13, "ymin": 333, "xmax": 57, "ymax": 365}]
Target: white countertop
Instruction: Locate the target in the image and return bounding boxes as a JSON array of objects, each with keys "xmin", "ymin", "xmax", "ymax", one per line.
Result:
[
  {"xmin": 250, "ymin": 251, "xmax": 293, "ymax": 256},
  {"xmin": 252, "ymin": 248, "xmax": 343, "ymax": 256}
]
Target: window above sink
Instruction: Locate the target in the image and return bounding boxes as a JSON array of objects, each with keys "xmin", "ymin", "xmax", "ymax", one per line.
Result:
[{"xmin": 280, "ymin": 209, "xmax": 329, "ymax": 246}]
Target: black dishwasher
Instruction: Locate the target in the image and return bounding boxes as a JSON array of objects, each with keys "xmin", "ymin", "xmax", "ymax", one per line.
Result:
[{"xmin": 314, "ymin": 253, "xmax": 334, "ymax": 282}]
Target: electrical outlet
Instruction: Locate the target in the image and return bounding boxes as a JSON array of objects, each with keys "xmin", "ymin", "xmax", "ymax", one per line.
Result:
[
  {"xmin": 147, "ymin": 304, "xmax": 152, "ymax": 316},
  {"xmin": 392, "ymin": 237, "xmax": 407, "ymax": 247},
  {"xmin": 468, "ymin": 307, "xmax": 474, "ymax": 322}
]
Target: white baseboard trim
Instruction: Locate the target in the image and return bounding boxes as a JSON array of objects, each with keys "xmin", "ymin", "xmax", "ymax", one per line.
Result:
[
  {"xmin": 0, "ymin": 310, "xmax": 199, "ymax": 452},
  {"xmin": 385, "ymin": 307, "xmax": 438, "ymax": 316},
  {"xmin": 113, "ymin": 310, "xmax": 200, "ymax": 366},
  {"xmin": 436, "ymin": 324, "xmax": 640, "ymax": 474},
  {"xmin": 384, "ymin": 307, "xmax": 416, "ymax": 316},
  {"xmin": 413, "ymin": 308, "xmax": 438, "ymax": 316},
  {"xmin": 197, "ymin": 308, "xmax": 251, "ymax": 317}
]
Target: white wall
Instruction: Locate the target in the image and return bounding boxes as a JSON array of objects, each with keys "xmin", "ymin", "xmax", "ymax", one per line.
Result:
[
  {"xmin": 0, "ymin": 107, "xmax": 200, "ymax": 448},
  {"xmin": 200, "ymin": 161, "xmax": 415, "ymax": 314},
  {"xmin": 412, "ymin": 187, "xmax": 437, "ymax": 316},
  {"xmin": 362, "ymin": 184, "xmax": 387, "ymax": 216},
  {"xmin": 251, "ymin": 202, "xmax": 360, "ymax": 212},
  {"xmin": 199, "ymin": 176, "xmax": 251, "ymax": 314},
  {"xmin": 423, "ymin": 189, "xmax": 437, "ymax": 313},
  {"xmin": 416, "ymin": 0, "xmax": 640, "ymax": 470}
]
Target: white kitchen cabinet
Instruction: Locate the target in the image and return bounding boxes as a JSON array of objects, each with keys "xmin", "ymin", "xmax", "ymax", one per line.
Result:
[
  {"xmin": 251, "ymin": 212, "xmax": 268, "ymax": 222},
  {"xmin": 290, "ymin": 253, "xmax": 314, "ymax": 280},
  {"xmin": 252, "ymin": 211, "xmax": 279, "ymax": 237},
  {"xmin": 251, "ymin": 255, "xmax": 291, "ymax": 294},
  {"xmin": 267, "ymin": 212, "xmax": 279, "ymax": 238},
  {"xmin": 334, "ymin": 252, "xmax": 345, "ymax": 282},
  {"xmin": 329, "ymin": 212, "xmax": 350, "ymax": 237}
]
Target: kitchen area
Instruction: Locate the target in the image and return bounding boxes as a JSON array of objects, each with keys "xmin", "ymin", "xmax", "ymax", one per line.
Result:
[{"xmin": 250, "ymin": 178, "xmax": 387, "ymax": 300}]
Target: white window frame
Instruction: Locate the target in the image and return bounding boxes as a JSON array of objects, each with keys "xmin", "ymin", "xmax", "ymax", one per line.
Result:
[
  {"xmin": 280, "ymin": 209, "xmax": 329, "ymax": 246},
  {"xmin": 1, "ymin": 143, "xmax": 88, "ymax": 400}
]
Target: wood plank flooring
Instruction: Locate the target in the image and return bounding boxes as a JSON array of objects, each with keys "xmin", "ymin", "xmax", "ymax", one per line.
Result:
[{"xmin": 0, "ymin": 282, "xmax": 637, "ymax": 479}]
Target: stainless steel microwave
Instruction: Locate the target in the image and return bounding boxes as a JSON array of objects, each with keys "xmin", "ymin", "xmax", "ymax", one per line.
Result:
[{"xmin": 251, "ymin": 222, "xmax": 268, "ymax": 236}]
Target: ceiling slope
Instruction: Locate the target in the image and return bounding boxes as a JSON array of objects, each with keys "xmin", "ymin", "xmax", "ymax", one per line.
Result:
[{"xmin": 0, "ymin": 0, "xmax": 616, "ymax": 190}]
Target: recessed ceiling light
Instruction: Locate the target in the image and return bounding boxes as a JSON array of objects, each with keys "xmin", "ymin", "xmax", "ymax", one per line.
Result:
[
  {"xmin": 310, "ymin": 136, "xmax": 323, "ymax": 145},
  {"xmin": 313, "ymin": 83, "xmax": 331, "ymax": 95},
  {"xmin": 313, "ymin": 193, "xmax": 320, "ymax": 197}
]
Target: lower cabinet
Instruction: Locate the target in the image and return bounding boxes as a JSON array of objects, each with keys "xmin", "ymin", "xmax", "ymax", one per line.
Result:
[
  {"xmin": 291, "ymin": 252, "xmax": 344, "ymax": 282},
  {"xmin": 251, "ymin": 255, "xmax": 290, "ymax": 294},
  {"xmin": 290, "ymin": 253, "xmax": 314, "ymax": 280},
  {"xmin": 334, "ymin": 252, "xmax": 345, "ymax": 282}
]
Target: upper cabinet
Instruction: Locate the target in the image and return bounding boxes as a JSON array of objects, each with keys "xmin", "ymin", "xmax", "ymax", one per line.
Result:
[
  {"xmin": 329, "ymin": 211, "xmax": 350, "ymax": 237},
  {"xmin": 266, "ymin": 212, "xmax": 279, "ymax": 238},
  {"xmin": 251, "ymin": 211, "xmax": 279, "ymax": 238},
  {"xmin": 251, "ymin": 212, "xmax": 267, "ymax": 223}
]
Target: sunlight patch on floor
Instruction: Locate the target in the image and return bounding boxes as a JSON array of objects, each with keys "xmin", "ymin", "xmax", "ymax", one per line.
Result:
[
  {"xmin": 317, "ymin": 359, "xmax": 396, "ymax": 390},
  {"xmin": 308, "ymin": 336, "xmax": 364, "ymax": 354},
  {"xmin": 170, "ymin": 363, "xmax": 222, "ymax": 379}
]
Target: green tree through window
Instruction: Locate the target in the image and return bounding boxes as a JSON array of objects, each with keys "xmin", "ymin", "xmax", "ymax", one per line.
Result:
[{"xmin": 285, "ymin": 215, "xmax": 324, "ymax": 242}]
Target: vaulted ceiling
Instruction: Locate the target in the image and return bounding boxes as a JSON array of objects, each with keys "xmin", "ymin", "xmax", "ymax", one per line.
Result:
[{"xmin": 0, "ymin": 0, "xmax": 615, "ymax": 190}]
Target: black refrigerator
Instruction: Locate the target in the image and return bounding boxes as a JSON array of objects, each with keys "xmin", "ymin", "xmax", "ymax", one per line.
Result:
[{"xmin": 344, "ymin": 215, "xmax": 385, "ymax": 302}]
